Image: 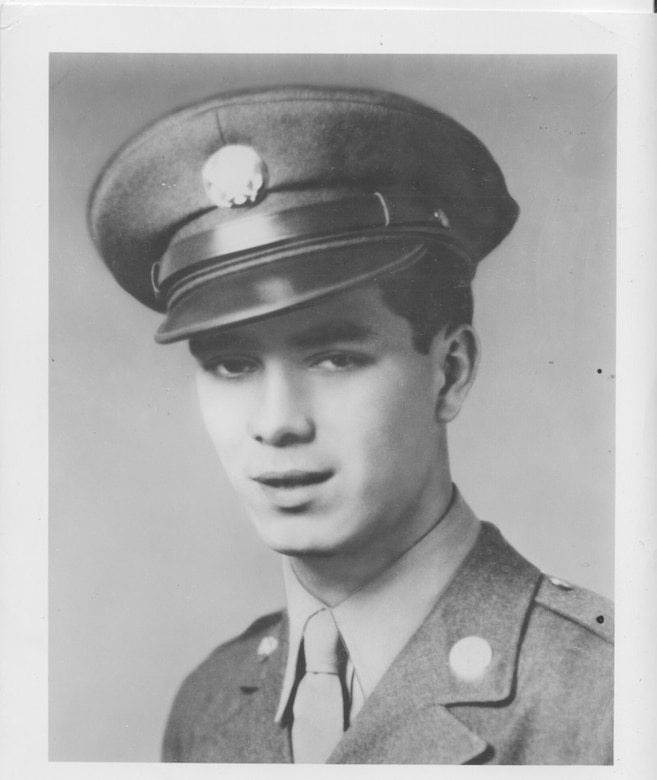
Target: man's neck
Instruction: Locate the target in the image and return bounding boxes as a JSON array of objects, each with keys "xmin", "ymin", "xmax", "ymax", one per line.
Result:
[{"xmin": 288, "ymin": 473, "xmax": 455, "ymax": 608}]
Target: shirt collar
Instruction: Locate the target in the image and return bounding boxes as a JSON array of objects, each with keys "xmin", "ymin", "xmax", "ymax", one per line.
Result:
[{"xmin": 275, "ymin": 486, "xmax": 481, "ymax": 722}]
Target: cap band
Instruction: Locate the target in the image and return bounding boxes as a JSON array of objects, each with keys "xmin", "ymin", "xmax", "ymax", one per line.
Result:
[{"xmin": 154, "ymin": 192, "xmax": 456, "ymax": 296}]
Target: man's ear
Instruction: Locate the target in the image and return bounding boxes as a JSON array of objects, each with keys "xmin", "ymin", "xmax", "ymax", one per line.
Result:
[{"xmin": 430, "ymin": 324, "xmax": 481, "ymax": 423}]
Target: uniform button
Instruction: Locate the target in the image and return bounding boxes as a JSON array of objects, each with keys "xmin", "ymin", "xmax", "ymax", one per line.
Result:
[
  {"xmin": 549, "ymin": 575, "xmax": 574, "ymax": 591},
  {"xmin": 257, "ymin": 635, "xmax": 279, "ymax": 660},
  {"xmin": 449, "ymin": 636, "xmax": 493, "ymax": 681}
]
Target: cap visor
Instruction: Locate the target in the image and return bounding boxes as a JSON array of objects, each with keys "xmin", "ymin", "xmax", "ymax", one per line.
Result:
[{"xmin": 155, "ymin": 235, "xmax": 467, "ymax": 343}]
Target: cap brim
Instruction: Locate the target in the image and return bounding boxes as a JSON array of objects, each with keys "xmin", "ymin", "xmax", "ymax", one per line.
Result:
[{"xmin": 155, "ymin": 235, "xmax": 469, "ymax": 343}]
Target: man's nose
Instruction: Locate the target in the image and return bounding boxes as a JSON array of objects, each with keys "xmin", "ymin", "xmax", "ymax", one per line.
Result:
[{"xmin": 248, "ymin": 365, "xmax": 315, "ymax": 447}]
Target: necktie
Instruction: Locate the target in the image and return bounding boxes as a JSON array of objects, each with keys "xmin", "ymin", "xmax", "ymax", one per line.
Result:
[{"xmin": 291, "ymin": 609, "xmax": 345, "ymax": 763}]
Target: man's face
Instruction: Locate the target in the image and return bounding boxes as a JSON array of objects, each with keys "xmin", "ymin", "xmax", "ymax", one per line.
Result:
[{"xmin": 193, "ymin": 284, "xmax": 454, "ymax": 560}]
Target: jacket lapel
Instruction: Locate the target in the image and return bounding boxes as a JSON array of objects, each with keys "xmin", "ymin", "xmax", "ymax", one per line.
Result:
[
  {"xmin": 329, "ymin": 673, "xmax": 488, "ymax": 764},
  {"xmin": 330, "ymin": 522, "xmax": 542, "ymax": 764}
]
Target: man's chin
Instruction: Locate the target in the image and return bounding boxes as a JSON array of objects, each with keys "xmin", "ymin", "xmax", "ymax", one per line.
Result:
[
  {"xmin": 257, "ymin": 533, "xmax": 341, "ymax": 559},
  {"xmin": 248, "ymin": 512, "xmax": 343, "ymax": 559}
]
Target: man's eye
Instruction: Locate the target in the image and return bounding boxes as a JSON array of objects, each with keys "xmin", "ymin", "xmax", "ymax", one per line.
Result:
[
  {"xmin": 204, "ymin": 357, "xmax": 258, "ymax": 379},
  {"xmin": 312, "ymin": 353, "xmax": 364, "ymax": 372}
]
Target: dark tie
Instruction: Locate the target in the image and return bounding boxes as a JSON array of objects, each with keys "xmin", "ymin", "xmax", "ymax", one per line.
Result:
[{"xmin": 291, "ymin": 608, "xmax": 345, "ymax": 763}]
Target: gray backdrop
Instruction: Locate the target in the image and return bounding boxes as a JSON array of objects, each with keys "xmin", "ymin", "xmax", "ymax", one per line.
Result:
[{"xmin": 49, "ymin": 53, "xmax": 616, "ymax": 761}]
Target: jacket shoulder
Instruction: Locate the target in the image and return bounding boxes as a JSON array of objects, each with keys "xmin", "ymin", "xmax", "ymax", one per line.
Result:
[
  {"xmin": 188, "ymin": 609, "xmax": 284, "ymax": 683},
  {"xmin": 497, "ymin": 575, "xmax": 614, "ymax": 764},
  {"xmin": 534, "ymin": 574, "xmax": 613, "ymax": 644},
  {"xmin": 162, "ymin": 610, "xmax": 285, "ymax": 761},
  {"xmin": 210, "ymin": 609, "xmax": 285, "ymax": 656}
]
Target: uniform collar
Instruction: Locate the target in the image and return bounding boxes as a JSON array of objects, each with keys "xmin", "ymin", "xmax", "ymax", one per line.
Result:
[
  {"xmin": 328, "ymin": 521, "xmax": 543, "ymax": 763},
  {"xmin": 275, "ymin": 485, "xmax": 481, "ymax": 722},
  {"xmin": 230, "ymin": 517, "xmax": 543, "ymax": 764}
]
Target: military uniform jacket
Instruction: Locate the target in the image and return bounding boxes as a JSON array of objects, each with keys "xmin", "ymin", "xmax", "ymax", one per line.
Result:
[{"xmin": 162, "ymin": 522, "xmax": 613, "ymax": 764}]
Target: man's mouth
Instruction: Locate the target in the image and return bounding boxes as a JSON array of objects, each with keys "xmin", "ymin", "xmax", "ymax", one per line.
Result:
[{"xmin": 252, "ymin": 470, "xmax": 334, "ymax": 489}]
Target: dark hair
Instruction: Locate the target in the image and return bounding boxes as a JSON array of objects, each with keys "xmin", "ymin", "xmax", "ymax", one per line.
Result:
[{"xmin": 377, "ymin": 253, "xmax": 474, "ymax": 354}]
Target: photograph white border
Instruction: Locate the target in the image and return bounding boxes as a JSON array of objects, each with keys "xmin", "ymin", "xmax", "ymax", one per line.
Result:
[{"xmin": 1, "ymin": 5, "xmax": 655, "ymax": 780}]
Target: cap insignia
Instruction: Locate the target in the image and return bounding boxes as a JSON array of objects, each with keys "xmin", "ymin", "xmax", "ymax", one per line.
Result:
[{"xmin": 202, "ymin": 144, "xmax": 268, "ymax": 209}]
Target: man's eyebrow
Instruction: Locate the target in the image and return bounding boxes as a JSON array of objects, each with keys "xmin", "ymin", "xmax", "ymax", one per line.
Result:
[
  {"xmin": 188, "ymin": 320, "xmax": 378, "ymax": 357},
  {"xmin": 189, "ymin": 332, "xmax": 257, "ymax": 357},
  {"xmin": 291, "ymin": 320, "xmax": 377, "ymax": 349}
]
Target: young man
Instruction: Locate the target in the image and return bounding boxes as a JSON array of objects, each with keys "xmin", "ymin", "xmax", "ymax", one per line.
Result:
[{"xmin": 89, "ymin": 85, "xmax": 613, "ymax": 764}]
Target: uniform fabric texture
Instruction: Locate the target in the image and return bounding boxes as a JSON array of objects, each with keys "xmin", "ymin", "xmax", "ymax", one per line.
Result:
[{"xmin": 162, "ymin": 520, "xmax": 613, "ymax": 765}]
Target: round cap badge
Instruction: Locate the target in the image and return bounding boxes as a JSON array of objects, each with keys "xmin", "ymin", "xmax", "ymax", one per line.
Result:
[{"xmin": 202, "ymin": 144, "xmax": 268, "ymax": 209}]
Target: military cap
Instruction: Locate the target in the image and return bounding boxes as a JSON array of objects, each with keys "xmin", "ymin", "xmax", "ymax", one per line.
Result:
[{"xmin": 89, "ymin": 86, "xmax": 519, "ymax": 343}]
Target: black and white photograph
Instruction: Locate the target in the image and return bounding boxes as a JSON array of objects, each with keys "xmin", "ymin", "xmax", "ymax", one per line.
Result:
[
  {"xmin": 49, "ymin": 52, "xmax": 616, "ymax": 765},
  {"xmin": 1, "ymin": 5, "xmax": 655, "ymax": 778}
]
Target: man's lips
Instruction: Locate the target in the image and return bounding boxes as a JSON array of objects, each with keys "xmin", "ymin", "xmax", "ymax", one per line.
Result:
[{"xmin": 251, "ymin": 470, "xmax": 334, "ymax": 489}]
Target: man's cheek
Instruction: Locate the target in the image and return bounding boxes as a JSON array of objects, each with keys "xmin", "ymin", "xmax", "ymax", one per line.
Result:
[{"xmin": 204, "ymin": 425, "xmax": 246, "ymax": 479}]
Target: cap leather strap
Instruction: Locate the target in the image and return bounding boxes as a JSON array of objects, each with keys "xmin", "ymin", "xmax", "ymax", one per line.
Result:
[{"xmin": 154, "ymin": 193, "xmax": 453, "ymax": 294}]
